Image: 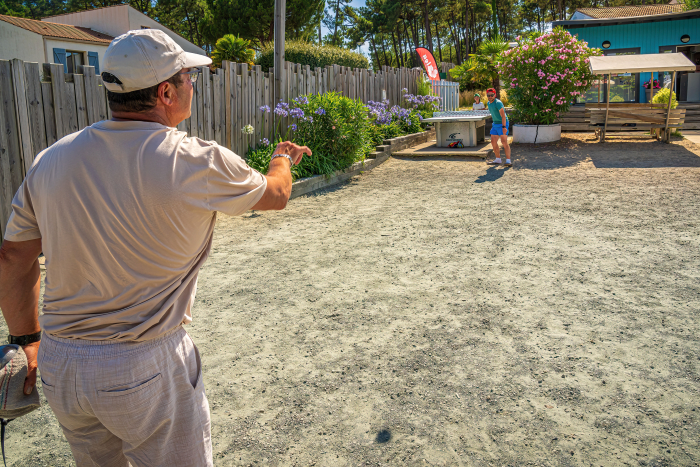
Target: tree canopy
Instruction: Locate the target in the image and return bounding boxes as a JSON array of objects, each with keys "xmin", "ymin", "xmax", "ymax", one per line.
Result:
[
  {"xmin": 338, "ymin": 0, "xmax": 676, "ymax": 70},
  {"xmin": 3, "ymin": 0, "xmax": 682, "ymax": 69}
]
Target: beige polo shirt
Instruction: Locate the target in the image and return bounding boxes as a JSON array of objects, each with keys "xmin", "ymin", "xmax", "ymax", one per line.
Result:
[{"xmin": 4, "ymin": 120, "xmax": 266, "ymax": 341}]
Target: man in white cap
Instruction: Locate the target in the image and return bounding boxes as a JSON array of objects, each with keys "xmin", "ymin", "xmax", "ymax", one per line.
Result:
[{"xmin": 0, "ymin": 29, "xmax": 310, "ymax": 466}]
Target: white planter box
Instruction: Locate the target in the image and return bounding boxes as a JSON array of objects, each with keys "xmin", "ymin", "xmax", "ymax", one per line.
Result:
[{"xmin": 512, "ymin": 124, "xmax": 561, "ymax": 143}]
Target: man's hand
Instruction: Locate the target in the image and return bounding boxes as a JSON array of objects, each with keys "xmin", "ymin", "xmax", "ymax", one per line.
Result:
[
  {"xmin": 0, "ymin": 239, "xmax": 43, "ymax": 395},
  {"xmin": 22, "ymin": 341, "xmax": 40, "ymax": 395},
  {"xmin": 251, "ymin": 142, "xmax": 312, "ymax": 211},
  {"xmin": 273, "ymin": 141, "xmax": 312, "ymax": 165}
]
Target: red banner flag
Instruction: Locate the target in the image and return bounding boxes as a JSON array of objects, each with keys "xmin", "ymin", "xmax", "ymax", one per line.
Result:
[{"xmin": 416, "ymin": 47, "xmax": 440, "ymax": 81}]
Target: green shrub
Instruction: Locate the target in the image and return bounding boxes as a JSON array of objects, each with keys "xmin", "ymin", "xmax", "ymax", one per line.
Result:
[
  {"xmin": 449, "ymin": 63, "xmax": 492, "ymax": 92},
  {"xmin": 256, "ymin": 41, "xmax": 369, "ymax": 71},
  {"xmin": 246, "ymin": 92, "xmax": 429, "ymax": 179},
  {"xmin": 212, "ymin": 34, "xmax": 255, "ymax": 68},
  {"xmin": 292, "ymin": 93, "xmax": 372, "ymax": 177},
  {"xmin": 368, "ymin": 121, "xmax": 413, "ymax": 147},
  {"xmin": 416, "ymin": 75, "xmax": 433, "ymax": 96},
  {"xmin": 651, "ymin": 88, "xmax": 678, "ymax": 109},
  {"xmin": 245, "ymin": 137, "xmax": 300, "ymax": 180},
  {"xmin": 246, "ymin": 93, "xmax": 372, "ymax": 178}
]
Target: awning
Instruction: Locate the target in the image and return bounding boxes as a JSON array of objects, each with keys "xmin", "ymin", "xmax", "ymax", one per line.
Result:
[{"xmin": 589, "ymin": 53, "xmax": 696, "ymax": 75}]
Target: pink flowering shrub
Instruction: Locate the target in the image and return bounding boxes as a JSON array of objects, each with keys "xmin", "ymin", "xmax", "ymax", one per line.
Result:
[{"xmin": 499, "ymin": 27, "xmax": 601, "ymax": 125}]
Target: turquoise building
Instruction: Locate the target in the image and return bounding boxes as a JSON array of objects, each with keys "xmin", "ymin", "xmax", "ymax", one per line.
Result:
[{"xmin": 554, "ymin": 5, "xmax": 700, "ymax": 103}]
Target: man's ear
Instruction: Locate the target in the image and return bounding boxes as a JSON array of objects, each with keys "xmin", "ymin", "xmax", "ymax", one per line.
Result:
[{"xmin": 158, "ymin": 81, "xmax": 176, "ymax": 107}]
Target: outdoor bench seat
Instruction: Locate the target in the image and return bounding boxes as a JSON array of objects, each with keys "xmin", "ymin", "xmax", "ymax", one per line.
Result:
[{"xmin": 584, "ymin": 103, "xmax": 686, "ymax": 142}]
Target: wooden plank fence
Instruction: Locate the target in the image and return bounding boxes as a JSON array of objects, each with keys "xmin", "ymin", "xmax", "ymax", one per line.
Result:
[{"xmin": 0, "ymin": 58, "xmax": 455, "ymax": 236}]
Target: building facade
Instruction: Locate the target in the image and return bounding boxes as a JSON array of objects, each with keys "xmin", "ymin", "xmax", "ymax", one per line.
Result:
[
  {"xmin": 43, "ymin": 5, "xmax": 206, "ymax": 57},
  {"xmin": 1, "ymin": 5, "xmax": 207, "ymax": 74},
  {"xmin": 554, "ymin": 7, "xmax": 700, "ymax": 103},
  {"xmin": 0, "ymin": 14, "xmax": 112, "ymax": 73}
]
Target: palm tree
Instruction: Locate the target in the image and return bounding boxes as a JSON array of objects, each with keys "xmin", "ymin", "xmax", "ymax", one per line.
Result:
[
  {"xmin": 211, "ymin": 34, "xmax": 255, "ymax": 69},
  {"xmin": 465, "ymin": 35, "xmax": 509, "ymax": 96}
]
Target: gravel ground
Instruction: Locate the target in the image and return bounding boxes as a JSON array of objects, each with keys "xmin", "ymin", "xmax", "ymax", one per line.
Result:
[{"xmin": 3, "ymin": 133, "xmax": 700, "ymax": 466}]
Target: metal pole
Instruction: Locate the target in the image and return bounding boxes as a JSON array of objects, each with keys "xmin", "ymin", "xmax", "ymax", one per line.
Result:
[
  {"xmin": 274, "ymin": 0, "xmax": 286, "ymax": 140},
  {"xmin": 603, "ymin": 73, "xmax": 610, "ymax": 142},
  {"xmin": 664, "ymin": 71, "xmax": 676, "ymax": 142}
]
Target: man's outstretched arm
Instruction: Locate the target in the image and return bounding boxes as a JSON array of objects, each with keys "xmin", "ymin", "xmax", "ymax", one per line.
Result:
[
  {"xmin": 0, "ymin": 238, "xmax": 42, "ymax": 395},
  {"xmin": 252, "ymin": 141, "xmax": 312, "ymax": 211}
]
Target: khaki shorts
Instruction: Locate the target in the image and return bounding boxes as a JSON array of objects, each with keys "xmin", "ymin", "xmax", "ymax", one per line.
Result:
[{"xmin": 38, "ymin": 327, "xmax": 212, "ymax": 467}]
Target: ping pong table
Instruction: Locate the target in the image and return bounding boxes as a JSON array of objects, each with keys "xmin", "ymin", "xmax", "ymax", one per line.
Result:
[{"xmin": 421, "ymin": 110, "xmax": 492, "ymax": 148}]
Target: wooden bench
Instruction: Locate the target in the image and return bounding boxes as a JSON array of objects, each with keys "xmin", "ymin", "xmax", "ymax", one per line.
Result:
[{"xmin": 585, "ymin": 103, "xmax": 686, "ymax": 142}]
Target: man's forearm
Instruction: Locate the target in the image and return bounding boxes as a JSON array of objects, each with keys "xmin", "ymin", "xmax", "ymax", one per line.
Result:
[
  {"xmin": 0, "ymin": 241, "xmax": 42, "ymax": 336},
  {"xmin": 267, "ymin": 157, "xmax": 293, "ymax": 202}
]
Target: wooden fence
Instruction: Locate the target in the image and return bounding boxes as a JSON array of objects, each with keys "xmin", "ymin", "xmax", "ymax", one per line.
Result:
[{"xmin": 0, "ymin": 58, "xmax": 455, "ymax": 236}]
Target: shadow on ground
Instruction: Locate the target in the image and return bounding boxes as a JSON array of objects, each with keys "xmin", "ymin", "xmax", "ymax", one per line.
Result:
[{"xmin": 475, "ymin": 166, "xmax": 510, "ymax": 183}]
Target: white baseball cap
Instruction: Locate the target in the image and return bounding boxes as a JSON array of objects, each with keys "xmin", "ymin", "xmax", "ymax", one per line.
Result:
[{"xmin": 102, "ymin": 29, "xmax": 212, "ymax": 93}]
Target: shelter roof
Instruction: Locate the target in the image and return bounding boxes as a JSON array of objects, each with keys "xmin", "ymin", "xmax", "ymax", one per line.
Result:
[
  {"xmin": 575, "ymin": 4, "xmax": 684, "ymax": 19},
  {"xmin": 0, "ymin": 14, "xmax": 114, "ymax": 44},
  {"xmin": 589, "ymin": 53, "xmax": 696, "ymax": 74}
]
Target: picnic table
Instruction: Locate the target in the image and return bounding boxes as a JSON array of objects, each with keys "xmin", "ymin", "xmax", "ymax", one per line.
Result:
[{"xmin": 421, "ymin": 110, "xmax": 492, "ymax": 148}]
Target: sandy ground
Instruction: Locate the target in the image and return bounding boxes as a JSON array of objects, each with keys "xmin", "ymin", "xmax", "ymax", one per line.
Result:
[{"xmin": 2, "ymin": 133, "xmax": 700, "ymax": 466}]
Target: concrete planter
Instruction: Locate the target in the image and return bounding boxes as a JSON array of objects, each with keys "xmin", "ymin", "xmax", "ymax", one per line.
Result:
[
  {"xmin": 645, "ymin": 88, "xmax": 658, "ymax": 103},
  {"xmin": 512, "ymin": 123, "xmax": 561, "ymax": 144}
]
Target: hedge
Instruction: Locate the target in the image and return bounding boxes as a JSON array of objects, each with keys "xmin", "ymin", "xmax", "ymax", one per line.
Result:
[{"xmin": 256, "ymin": 41, "xmax": 369, "ymax": 71}]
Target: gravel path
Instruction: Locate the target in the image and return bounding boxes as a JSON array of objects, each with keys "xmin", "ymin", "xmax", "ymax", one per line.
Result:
[{"xmin": 3, "ymin": 134, "xmax": 700, "ymax": 466}]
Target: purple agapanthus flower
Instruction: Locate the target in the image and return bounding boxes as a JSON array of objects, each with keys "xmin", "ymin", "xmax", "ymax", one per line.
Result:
[
  {"xmin": 274, "ymin": 102, "xmax": 289, "ymax": 117},
  {"xmin": 288, "ymin": 124, "xmax": 297, "ymax": 131},
  {"xmin": 315, "ymin": 108, "xmax": 326, "ymax": 115},
  {"xmin": 294, "ymin": 96, "xmax": 309, "ymax": 105},
  {"xmin": 261, "ymin": 138, "xmax": 270, "ymax": 146},
  {"xmin": 289, "ymin": 108, "xmax": 305, "ymax": 119},
  {"xmin": 259, "ymin": 105, "xmax": 270, "ymax": 113}
]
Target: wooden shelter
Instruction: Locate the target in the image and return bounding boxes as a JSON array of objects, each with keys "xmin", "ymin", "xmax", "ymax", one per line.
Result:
[{"xmin": 588, "ymin": 53, "xmax": 695, "ymax": 142}]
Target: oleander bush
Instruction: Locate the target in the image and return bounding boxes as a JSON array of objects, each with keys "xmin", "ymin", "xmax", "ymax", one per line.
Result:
[
  {"xmin": 256, "ymin": 41, "xmax": 369, "ymax": 71},
  {"xmin": 498, "ymin": 27, "xmax": 601, "ymax": 125}
]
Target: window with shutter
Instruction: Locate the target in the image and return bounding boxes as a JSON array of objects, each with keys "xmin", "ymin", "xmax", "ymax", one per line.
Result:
[
  {"xmin": 88, "ymin": 52, "xmax": 100, "ymax": 74},
  {"xmin": 53, "ymin": 48, "xmax": 67, "ymax": 72}
]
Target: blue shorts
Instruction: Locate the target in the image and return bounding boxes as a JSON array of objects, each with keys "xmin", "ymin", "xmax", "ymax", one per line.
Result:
[{"xmin": 490, "ymin": 122, "xmax": 509, "ymax": 136}]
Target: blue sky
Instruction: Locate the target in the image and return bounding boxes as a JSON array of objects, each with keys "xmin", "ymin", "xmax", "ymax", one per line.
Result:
[{"xmin": 320, "ymin": 0, "xmax": 369, "ymax": 56}]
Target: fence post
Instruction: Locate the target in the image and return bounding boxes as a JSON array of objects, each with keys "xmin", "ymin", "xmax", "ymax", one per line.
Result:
[
  {"xmin": 0, "ymin": 60, "xmax": 24, "ymax": 237},
  {"xmin": 213, "ymin": 68, "xmax": 223, "ymax": 144},
  {"xmin": 44, "ymin": 63, "xmax": 69, "ymax": 140},
  {"xmin": 73, "ymin": 71, "xmax": 88, "ymax": 131},
  {"xmin": 23, "ymin": 62, "xmax": 47, "ymax": 157},
  {"xmin": 9, "ymin": 59, "xmax": 35, "ymax": 176}
]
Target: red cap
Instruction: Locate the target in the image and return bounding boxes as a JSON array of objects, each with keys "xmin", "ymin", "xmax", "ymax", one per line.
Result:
[{"xmin": 486, "ymin": 88, "xmax": 497, "ymax": 94}]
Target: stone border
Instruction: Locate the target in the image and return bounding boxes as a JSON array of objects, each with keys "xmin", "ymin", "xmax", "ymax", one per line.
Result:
[{"xmin": 290, "ymin": 128, "xmax": 436, "ymax": 199}]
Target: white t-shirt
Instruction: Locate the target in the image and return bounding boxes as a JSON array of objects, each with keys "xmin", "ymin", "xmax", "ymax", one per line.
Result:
[
  {"xmin": 473, "ymin": 102, "xmax": 486, "ymax": 110},
  {"xmin": 4, "ymin": 120, "xmax": 267, "ymax": 341}
]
